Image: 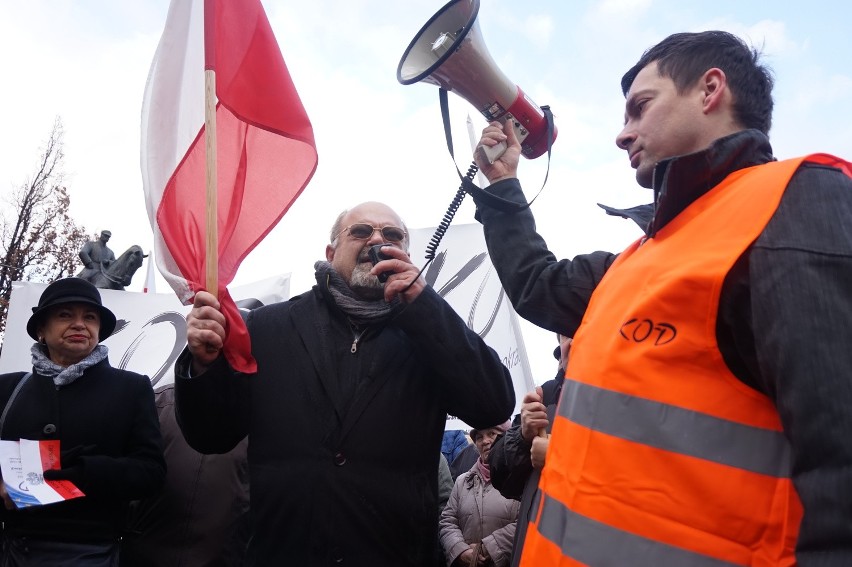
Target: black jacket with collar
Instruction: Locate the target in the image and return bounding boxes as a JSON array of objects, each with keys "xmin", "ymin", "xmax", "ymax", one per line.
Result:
[
  {"xmin": 175, "ymin": 283, "xmax": 514, "ymax": 566},
  {"xmin": 473, "ymin": 129, "xmax": 852, "ymax": 565},
  {"xmin": 0, "ymin": 359, "xmax": 165, "ymax": 540}
]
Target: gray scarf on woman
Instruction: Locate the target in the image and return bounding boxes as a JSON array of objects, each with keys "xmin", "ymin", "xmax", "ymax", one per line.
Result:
[
  {"xmin": 30, "ymin": 343, "xmax": 109, "ymax": 387},
  {"xmin": 314, "ymin": 261, "xmax": 402, "ymax": 326}
]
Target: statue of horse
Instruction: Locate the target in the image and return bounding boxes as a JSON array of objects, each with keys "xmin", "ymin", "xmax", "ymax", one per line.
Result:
[{"xmin": 84, "ymin": 245, "xmax": 147, "ymax": 291}]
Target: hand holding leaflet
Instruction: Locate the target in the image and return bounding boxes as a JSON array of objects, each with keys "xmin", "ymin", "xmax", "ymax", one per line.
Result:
[{"xmin": 0, "ymin": 439, "xmax": 85, "ymax": 508}]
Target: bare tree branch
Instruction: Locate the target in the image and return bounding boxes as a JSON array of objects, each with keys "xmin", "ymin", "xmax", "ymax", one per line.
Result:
[{"xmin": 0, "ymin": 118, "xmax": 89, "ymax": 344}]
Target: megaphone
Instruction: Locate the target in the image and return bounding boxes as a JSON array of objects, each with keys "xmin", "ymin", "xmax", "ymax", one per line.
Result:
[{"xmin": 397, "ymin": 0, "xmax": 556, "ymax": 163}]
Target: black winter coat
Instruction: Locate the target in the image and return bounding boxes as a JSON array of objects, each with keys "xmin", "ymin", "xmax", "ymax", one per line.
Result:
[
  {"xmin": 0, "ymin": 359, "xmax": 165, "ymax": 540},
  {"xmin": 175, "ymin": 284, "xmax": 515, "ymax": 566}
]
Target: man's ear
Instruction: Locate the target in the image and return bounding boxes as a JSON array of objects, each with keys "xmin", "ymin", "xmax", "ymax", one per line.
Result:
[
  {"xmin": 325, "ymin": 244, "xmax": 335, "ymax": 262},
  {"xmin": 701, "ymin": 67, "xmax": 729, "ymax": 114}
]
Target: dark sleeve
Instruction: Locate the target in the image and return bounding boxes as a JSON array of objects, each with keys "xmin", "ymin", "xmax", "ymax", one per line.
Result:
[
  {"xmin": 748, "ymin": 163, "xmax": 852, "ymax": 565},
  {"xmin": 438, "ymin": 454, "xmax": 453, "ymax": 513},
  {"xmin": 488, "ymin": 423, "xmax": 532, "ymax": 501},
  {"xmin": 77, "ymin": 374, "xmax": 166, "ymax": 499},
  {"xmin": 174, "ymin": 349, "xmax": 251, "ymax": 455},
  {"xmin": 394, "ymin": 286, "xmax": 515, "ymax": 429},
  {"xmin": 449, "ymin": 445, "xmax": 478, "ymax": 481},
  {"xmin": 472, "ymin": 178, "xmax": 617, "ymax": 335},
  {"xmin": 489, "ymin": 376, "xmax": 562, "ymax": 500}
]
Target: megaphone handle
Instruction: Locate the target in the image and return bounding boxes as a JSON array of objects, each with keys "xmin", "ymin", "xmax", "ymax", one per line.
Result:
[{"xmin": 480, "ymin": 140, "xmax": 508, "ymax": 164}]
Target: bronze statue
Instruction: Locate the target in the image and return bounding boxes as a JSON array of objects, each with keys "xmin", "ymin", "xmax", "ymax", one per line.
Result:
[
  {"xmin": 78, "ymin": 230, "xmax": 116, "ymax": 283},
  {"xmin": 78, "ymin": 231, "xmax": 146, "ymax": 290}
]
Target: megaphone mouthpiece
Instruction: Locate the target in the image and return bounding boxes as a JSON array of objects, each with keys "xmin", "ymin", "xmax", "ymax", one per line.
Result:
[{"xmin": 397, "ymin": 0, "xmax": 556, "ymax": 160}]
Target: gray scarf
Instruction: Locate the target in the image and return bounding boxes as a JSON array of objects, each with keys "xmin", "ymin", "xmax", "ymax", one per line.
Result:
[
  {"xmin": 30, "ymin": 343, "xmax": 109, "ymax": 387},
  {"xmin": 314, "ymin": 261, "xmax": 402, "ymax": 326}
]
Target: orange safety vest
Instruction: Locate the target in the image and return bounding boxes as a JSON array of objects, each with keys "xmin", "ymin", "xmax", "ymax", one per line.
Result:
[{"xmin": 520, "ymin": 154, "xmax": 852, "ymax": 567}]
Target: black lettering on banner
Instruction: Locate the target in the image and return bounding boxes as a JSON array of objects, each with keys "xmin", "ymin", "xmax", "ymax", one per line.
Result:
[
  {"xmin": 619, "ymin": 318, "xmax": 677, "ymax": 346},
  {"xmin": 502, "ymin": 347, "xmax": 520, "ymax": 370},
  {"xmin": 117, "ymin": 311, "xmax": 188, "ymax": 387},
  {"xmin": 425, "ymin": 250, "xmax": 503, "ymax": 340}
]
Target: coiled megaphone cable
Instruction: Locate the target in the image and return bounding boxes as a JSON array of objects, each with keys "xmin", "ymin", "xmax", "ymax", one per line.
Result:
[{"xmin": 403, "ymin": 88, "xmax": 554, "ymax": 293}]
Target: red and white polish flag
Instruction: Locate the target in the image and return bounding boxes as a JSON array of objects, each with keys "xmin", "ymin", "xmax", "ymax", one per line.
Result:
[{"xmin": 141, "ymin": 0, "xmax": 317, "ymax": 372}]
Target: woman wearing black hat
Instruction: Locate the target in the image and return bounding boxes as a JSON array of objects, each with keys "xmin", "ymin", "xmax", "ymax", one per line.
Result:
[{"xmin": 0, "ymin": 277, "xmax": 165, "ymax": 566}]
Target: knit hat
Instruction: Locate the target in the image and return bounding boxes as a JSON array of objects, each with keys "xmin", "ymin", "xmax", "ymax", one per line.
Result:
[
  {"xmin": 469, "ymin": 419, "xmax": 512, "ymax": 442},
  {"xmin": 26, "ymin": 278, "xmax": 117, "ymax": 342}
]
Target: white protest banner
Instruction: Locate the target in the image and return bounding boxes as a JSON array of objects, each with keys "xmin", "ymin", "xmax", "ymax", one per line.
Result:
[
  {"xmin": 0, "ymin": 275, "xmax": 290, "ymax": 388},
  {"xmin": 409, "ymin": 223, "xmax": 535, "ymax": 431}
]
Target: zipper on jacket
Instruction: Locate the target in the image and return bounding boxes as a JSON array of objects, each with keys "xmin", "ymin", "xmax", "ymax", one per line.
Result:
[{"xmin": 350, "ymin": 326, "xmax": 366, "ymax": 353}]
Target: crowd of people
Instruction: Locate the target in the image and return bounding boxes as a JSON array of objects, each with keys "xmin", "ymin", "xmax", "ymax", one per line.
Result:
[{"xmin": 1, "ymin": 26, "xmax": 850, "ymax": 567}]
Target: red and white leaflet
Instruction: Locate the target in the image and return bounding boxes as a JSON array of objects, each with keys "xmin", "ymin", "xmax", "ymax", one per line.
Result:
[{"xmin": 0, "ymin": 440, "xmax": 84, "ymax": 508}]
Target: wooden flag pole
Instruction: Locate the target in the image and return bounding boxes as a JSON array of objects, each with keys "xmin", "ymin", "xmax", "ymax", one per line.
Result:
[{"xmin": 204, "ymin": 67, "xmax": 218, "ymax": 298}]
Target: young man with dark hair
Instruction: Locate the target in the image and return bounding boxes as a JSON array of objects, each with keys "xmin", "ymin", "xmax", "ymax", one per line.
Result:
[{"xmin": 473, "ymin": 30, "xmax": 852, "ymax": 566}]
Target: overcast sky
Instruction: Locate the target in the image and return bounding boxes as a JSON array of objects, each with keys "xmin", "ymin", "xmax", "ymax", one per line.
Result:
[{"xmin": 2, "ymin": 0, "xmax": 851, "ymax": 381}]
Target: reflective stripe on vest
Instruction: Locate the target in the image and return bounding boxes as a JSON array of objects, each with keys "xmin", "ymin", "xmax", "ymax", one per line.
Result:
[
  {"xmin": 558, "ymin": 378, "xmax": 792, "ymax": 477},
  {"xmin": 536, "ymin": 492, "xmax": 741, "ymax": 567}
]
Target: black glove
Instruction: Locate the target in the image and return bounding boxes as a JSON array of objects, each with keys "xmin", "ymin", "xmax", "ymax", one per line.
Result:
[
  {"xmin": 42, "ymin": 465, "xmax": 85, "ymax": 486},
  {"xmin": 59, "ymin": 444, "xmax": 98, "ymax": 467},
  {"xmin": 42, "ymin": 444, "xmax": 98, "ymax": 488}
]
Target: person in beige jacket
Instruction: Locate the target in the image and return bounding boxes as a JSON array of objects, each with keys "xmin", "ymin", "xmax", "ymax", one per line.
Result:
[{"xmin": 439, "ymin": 422, "xmax": 519, "ymax": 567}]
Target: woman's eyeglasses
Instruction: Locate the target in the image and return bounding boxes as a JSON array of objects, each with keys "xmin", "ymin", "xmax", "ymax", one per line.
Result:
[{"xmin": 335, "ymin": 223, "xmax": 406, "ymax": 243}]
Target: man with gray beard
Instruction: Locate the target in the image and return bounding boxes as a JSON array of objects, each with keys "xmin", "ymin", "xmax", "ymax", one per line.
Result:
[{"xmin": 174, "ymin": 201, "xmax": 515, "ymax": 566}]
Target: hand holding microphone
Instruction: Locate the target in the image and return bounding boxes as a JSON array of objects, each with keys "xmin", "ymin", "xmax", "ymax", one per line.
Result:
[
  {"xmin": 368, "ymin": 244, "xmax": 393, "ymax": 283},
  {"xmin": 368, "ymin": 245, "xmax": 426, "ymax": 305}
]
